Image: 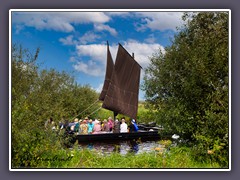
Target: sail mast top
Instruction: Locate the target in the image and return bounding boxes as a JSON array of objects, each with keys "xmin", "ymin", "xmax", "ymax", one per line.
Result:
[{"xmin": 118, "ymin": 43, "xmax": 142, "ymax": 69}]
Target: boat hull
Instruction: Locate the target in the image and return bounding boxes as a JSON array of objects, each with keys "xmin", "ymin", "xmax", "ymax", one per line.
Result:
[{"xmin": 74, "ymin": 130, "xmax": 160, "ymax": 142}]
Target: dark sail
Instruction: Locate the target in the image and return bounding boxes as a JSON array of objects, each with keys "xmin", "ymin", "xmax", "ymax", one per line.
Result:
[
  {"xmin": 101, "ymin": 43, "xmax": 141, "ymax": 119},
  {"xmin": 99, "ymin": 42, "xmax": 114, "ymax": 101}
]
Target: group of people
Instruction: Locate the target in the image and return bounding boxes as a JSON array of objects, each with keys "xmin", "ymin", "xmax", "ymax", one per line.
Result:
[{"xmin": 45, "ymin": 116, "xmax": 139, "ymax": 135}]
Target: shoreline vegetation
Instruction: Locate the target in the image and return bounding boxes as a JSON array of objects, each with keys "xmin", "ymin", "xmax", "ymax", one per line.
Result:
[
  {"xmin": 15, "ymin": 147, "xmax": 224, "ymax": 169},
  {"xmin": 12, "ymin": 139, "xmax": 224, "ymax": 169},
  {"xmin": 11, "ymin": 12, "xmax": 229, "ymax": 169}
]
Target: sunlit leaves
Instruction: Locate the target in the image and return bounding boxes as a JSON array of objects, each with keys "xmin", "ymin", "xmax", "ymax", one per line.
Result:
[
  {"xmin": 143, "ymin": 12, "xmax": 229, "ymax": 166},
  {"xmin": 11, "ymin": 44, "xmax": 99, "ymax": 167}
]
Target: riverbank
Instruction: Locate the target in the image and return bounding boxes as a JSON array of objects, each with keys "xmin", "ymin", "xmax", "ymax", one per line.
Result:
[{"xmin": 25, "ymin": 144, "xmax": 225, "ymax": 169}]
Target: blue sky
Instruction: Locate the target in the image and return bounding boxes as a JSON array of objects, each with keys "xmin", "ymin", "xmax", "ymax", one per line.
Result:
[{"xmin": 11, "ymin": 10, "xmax": 184, "ymax": 100}]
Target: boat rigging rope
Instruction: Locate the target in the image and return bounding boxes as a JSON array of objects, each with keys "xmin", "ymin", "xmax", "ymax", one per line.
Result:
[
  {"xmin": 71, "ymin": 99, "xmax": 100, "ymax": 120},
  {"xmin": 86, "ymin": 106, "xmax": 102, "ymax": 117}
]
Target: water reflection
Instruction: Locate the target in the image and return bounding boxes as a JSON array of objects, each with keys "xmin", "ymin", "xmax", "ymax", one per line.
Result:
[
  {"xmin": 128, "ymin": 140, "xmax": 139, "ymax": 153},
  {"xmin": 78, "ymin": 140, "xmax": 165, "ymax": 156}
]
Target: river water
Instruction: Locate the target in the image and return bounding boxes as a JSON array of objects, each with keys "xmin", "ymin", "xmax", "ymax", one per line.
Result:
[{"xmin": 75, "ymin": 140, "xmax": 167, "ymax": 156}]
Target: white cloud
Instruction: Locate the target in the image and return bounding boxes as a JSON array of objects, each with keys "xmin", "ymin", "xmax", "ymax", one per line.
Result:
[
  {"xmin": 72, "ymin": 40, "xmax": 164, "ymax": 77},
  {"xmin": 12, "ymin": 11, "xmax": 183, "ymax": 34},
  {"xmin": 134, "ymin": 12, "xmax": 183, "ymax": 32},
  {"xmin": 69, "ymin": 56, "xmax": 77, "ymax": 62},
  {"xmin": 15, "ymin": 24, "xmax": 24, "ymax": 34},
  {"xmin": 59, "ymin": 35, "xmax": 77, "ymax": 45},
  {"xmin": 12, "ymin": 12, "xmax": 110, "ymax": 32},
  {"xmin": 79, "ymin": 31, "xmax": 101, "ymax": 44},
  {"xmin": 121, "ymin": 40, "xmax": 165, "ymax": 70},
  {"xmin": 59, "ymin": 31, "xmax": 101, "ymax": 46},
  {"xmin": 144, "ymin": 34, "xmax": 156, "ymax": 43},
  {"xmin": 76, "ymin": 44, "xmax": 108, "ymax": 63},
  {"xmin": 73, "ymin": 60, "xmax": 104, "ymax": 77},
  {"xmin": 94, "ymin": 24, "xmax": 117, "ymax": 36}
]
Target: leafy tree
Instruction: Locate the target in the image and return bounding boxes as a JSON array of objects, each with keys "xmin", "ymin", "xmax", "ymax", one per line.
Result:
[
  {"xmin": 11, "ymin": 44, "xmax": 99, "ymax": 167},
  {"xmin": 143, "ymin": 12, "xmax": 229, "ymax": 166}
]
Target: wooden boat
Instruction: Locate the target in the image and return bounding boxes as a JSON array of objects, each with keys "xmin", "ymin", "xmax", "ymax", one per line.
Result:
[
  {"xmin": 99, "ymin": 42, "xmax": 141, "ymax": 120},
  {"xmin": 69, "ymin": 42, "xmax": 162, "ymax": 143},
  {"xmin": 75, "ymin": 130, "xmax": 160, "ymax": 142}
]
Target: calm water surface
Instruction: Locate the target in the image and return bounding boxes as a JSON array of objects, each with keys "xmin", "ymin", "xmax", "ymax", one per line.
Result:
[{"xmin": 76, "ymin": 140, "xmax": 166, "ymax": 156}]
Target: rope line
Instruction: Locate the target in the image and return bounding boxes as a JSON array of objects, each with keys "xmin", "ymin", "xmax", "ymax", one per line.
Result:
[
  {"xmin": 87, "ymin": 106, "xmax": 102, "ymax": 117},
  {"xmin": 71, "ymin": 99, "xmax": 100, "ymax": 120}
]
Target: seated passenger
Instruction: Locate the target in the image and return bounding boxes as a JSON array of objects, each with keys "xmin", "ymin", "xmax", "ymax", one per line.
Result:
[
  {"xmin": 129, "ymin": 119, "xmax": 139, "ymax": 132},
  {"xmin": 51, "ymin": 121, "xmax": 56, "ymax": 131},
  {"xmin": 80, "ymin": 120, "xmax": 88, "ymax": 134},
  {"xmin": 78, "ymin": 119, "xmax": 83, "ymax": 134},
  {"xmin": 102, "ymin": 119, "xmax": 110, "ymax": 132},
  {"xmin": 68, "ymin": 119, "xmax": 76, "ymax": 132},
  {"xmin": 72, "ymin": 118, "xmax": 79, "ymax": 132},
  {"xmin": 113, "ymin": 119, "xmax": 120, "ymax": 133},
  {"xmin": 93, "ymin": 120, "xmax": 102, "ymax": 134},
  {"xmin": 120, "ymin": 118, "xmax": 128, "ymax": 133},
  {"xmin": 88, "ymin": 119, "xmax": 94, "ymax": 134},
  {"xmin": 108, "ymin": 117, "xmax": 114, "ymax": 132}
]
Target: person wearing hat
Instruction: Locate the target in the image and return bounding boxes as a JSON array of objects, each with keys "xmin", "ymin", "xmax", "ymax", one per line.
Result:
[
  {"xmin": 120, "ymin": 118, "xmax": 128, "ymax": 133},
  {"xmin": 73, "ymin": 118, "xmax": 80, "ymax": 132},
  {"xmin": 93, "ymin": 120, "xmax": 102, "ymax": 134},
  {"xmin": 84, "ymin": 117, "xmax": 89, "ymax": 123},
  {"xmin": 78, "ymin": 119, "xmax": 83, "ymax": 134},
  {"xmin": 102, "ymin": 119, "xmax": 110, "ymax": 132},
  {"xmin": 87, "ymin": 119, "xmax": 94, "ymax": 134},
  {"xmin": 80, "ymin": 120, "xmax": 88, "ymax": 134},
  {"xmin": 113, "ymin": 119, "xmax": 120, "ymax": 133}
]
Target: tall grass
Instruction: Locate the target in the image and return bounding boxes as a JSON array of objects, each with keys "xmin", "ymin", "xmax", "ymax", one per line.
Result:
[{"xmin": 33, "ymin": 145, "xmax": 222, "ymax": 169}]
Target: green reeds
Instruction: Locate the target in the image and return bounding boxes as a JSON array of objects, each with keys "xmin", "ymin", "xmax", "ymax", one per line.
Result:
[{"xmin": 34, "ymin": 146, "xmax": 223, "ymax": 169}]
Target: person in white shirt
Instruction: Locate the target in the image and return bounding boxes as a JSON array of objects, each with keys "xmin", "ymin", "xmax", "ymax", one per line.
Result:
[{"xmin": 120, "ymin": 118, "xmax": 128, "ymax": 133}]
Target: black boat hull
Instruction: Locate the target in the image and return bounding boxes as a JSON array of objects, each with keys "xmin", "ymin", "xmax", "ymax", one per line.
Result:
[{"xmin": 75, "ymin": 130, "xmax": 160, "ymax": 142}]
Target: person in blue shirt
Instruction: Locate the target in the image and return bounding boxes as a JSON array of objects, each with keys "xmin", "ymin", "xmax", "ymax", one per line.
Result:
[
  {"xmin": 87, "ymin": 119, "xmax": 94, "ymax": 134},
  {"xmin": 129, "ymin": 119, "xmax": 139, "ymax": 132}
]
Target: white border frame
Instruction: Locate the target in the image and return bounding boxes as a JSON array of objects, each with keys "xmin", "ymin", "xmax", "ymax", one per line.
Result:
[{"xmin": 9, "ymin": 9, "xmax": 231, "ymax": 171}]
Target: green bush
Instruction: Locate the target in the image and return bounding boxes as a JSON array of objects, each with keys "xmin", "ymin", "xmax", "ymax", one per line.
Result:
[
  {"xmin": 143, "ymin": 12, "xmax": 229, "ymax": 166},
  {"xmin": 11, "ymin": 44, "xmax": 99, "ymax": 168}
]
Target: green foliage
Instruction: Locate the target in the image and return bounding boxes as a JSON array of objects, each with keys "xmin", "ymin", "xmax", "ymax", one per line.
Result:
[
  {"xmin": 135, "ymin": 102, "xmax": 158, "ymax": 123},
  {"xmin": 143, "ymin": 12, "xmax": 229, "ymax": 166},
  {"xmin": 32, "ymin": 146, "xmax": 221, "ymax": 168},
  {"xmin": 11, "ymin": 44, "xmax": 99, "ymax": 168}
]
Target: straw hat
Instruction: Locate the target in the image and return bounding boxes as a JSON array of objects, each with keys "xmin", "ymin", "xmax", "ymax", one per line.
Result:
[
  {"xmin": 84, "ymin": 117, "xmax": 89, "ymax": 120},
  {"xmin": 74, "ymin": 118, "xmax": 79, "ymax": 122},
  {"xmin": 95, "ymin": 120, "xmax": 99, "ymax": 124}
]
